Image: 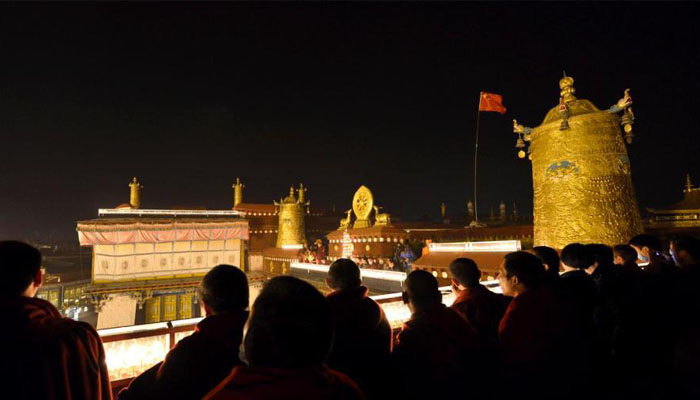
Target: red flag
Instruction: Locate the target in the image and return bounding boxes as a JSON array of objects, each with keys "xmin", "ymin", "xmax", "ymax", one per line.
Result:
[{"xmin": 479, "ymin": 92, "xmax": 506, "ymax": 114}]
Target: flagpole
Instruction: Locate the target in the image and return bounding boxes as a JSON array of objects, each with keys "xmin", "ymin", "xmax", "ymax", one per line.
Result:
[{"xmin": 473, "ymin": 93, "xmax": 482, "ymax": 223}]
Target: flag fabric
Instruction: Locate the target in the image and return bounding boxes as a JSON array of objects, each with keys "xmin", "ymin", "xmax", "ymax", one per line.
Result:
[{"xmin": 479, "ymin": 92, "xmax": 506, "ymax": 114}]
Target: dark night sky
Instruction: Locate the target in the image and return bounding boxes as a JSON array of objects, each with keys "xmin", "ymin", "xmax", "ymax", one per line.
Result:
[{"xmin": 0, "ymin": 2, "xmax": 698, "ymax": 242}]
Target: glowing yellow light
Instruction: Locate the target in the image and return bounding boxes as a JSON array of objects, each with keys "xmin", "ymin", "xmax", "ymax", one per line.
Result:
[{"xmin": 518, "ymin": 150, "xmax": 526, "ymax": 159}]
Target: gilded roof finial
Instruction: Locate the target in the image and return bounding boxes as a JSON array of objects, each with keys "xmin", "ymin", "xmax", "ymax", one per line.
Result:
[
  {"xmin": 559, "ymin": 72, "xmax": 576, "ymax": 103},
  {"xmin": 685, "ymin": 173, "xmax": 694, "ymax": 193},
  {"xmin": 129, "ymin": 177, "xmax": 143, "ymax": 209}
]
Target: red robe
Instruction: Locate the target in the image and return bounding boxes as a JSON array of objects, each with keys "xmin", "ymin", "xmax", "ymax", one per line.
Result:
[
  {"xmin": 2, "ymin": 296, "xmax": 112, "ymax": 399},
  {"xmin": 326, "ymin": 286, "xmax": 392, "ymax": 398},
  {"xmin": 392, "ymin": 304, "xmax": 482, "ymax": 399},
  {"xmin": 450, "ymin": 284, "xmax": 506, "ymax": 351},
  {"xmin": 202, "ymin": 365, "xmax": 366, "ymax": 400},
  {"xmin": 498, "ymin": 288, "xmax": 592, "ymax": 397}
]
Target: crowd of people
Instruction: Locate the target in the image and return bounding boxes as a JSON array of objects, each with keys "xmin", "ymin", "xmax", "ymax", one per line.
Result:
[{"xmin": 2, "ymin": 233, "xmax": 700, "ymax": 399}]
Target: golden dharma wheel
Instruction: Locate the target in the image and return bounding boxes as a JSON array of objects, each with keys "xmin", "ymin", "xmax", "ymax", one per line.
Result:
[
  {"xmin": 528, "ymin": 77, "xmax": 643, "ymax": 248},
  {"xmin": 352, "ymin": 186, "xmax": 374, "ymax": 228}
]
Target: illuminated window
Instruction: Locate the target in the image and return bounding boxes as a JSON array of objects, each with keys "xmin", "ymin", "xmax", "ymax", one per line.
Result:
[
  {"xmin": 48, "ymin": 290, "xmax": 59, "ymax": 307},
  {"xmin": 163, "ymin": 295, "xmax": 177, "ymax": 321},
  {"xmin": 160, "ymin": 258, "xmax": 167, "ymax": 267},
  {"xmin": 141, "ymin": 259, "xmax": 148, "ymax": 268},
  {"xmin": 178, "ymin": 257, "xmax": 185, "ymax": 266},
  {"xmin": 178, "ymin": 294, "xmax": 193, "ymax": 320},
  {"xmin": 146, "ymin": 297, "xmax": 161, "ymax": 323}
]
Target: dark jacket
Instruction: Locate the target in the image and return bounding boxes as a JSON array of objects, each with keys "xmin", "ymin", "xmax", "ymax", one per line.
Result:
[
  {"xmin": 118, "ymin": 310, "xmax": 248, "ymax": 400},
  {"xmin": 450, "ymin": 284, "xmax": 506, "ymax": 351},
  {"xmin": 392, "ymin": 303, "xmax": 481, "ymax": 399},
  {"xmin": 326, "ymin": 286, "xmax": 392, "ymax": 399},
  {"xmin": 2, "ymin": 296, "xmax": 112, "ymax": 400},
  {"xmin": 202, "ymin": 365, "xmax": 366, "ymax": 400},
  {"xmin": 560, "ymin": 269, "xmax": 597, "ymax": 335}
]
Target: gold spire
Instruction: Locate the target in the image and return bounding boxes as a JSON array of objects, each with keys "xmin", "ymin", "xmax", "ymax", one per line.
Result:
[
  {"xmin": 298, "ymin": 183, "xmax": 307, "ymax": 204},
  {"xmin": 559, "ymin": 73, "xmax": 577, "ymax": 103},
  {"xmin": 685, "ymin": 173, "xmax": 694, "ymax": 193},
  {"xmin": 233, "ymin": 178, "xmax": 245, "ymax": 208},
  {"xmin": 128, "ymin": 177, "xmax": 143, "ymax": 209}
]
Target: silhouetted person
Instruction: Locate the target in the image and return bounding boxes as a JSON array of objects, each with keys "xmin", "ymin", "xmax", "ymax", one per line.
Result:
[
  {"xmin": 448, "ymin": 257, "xmax": 506, "ymax": 353},
  {"xmin": 324, "ymin": 259, "xmax": 392, "ymax": 399},
  {"xmin": 497, "ymin": 251, "xmax": 591, "ymax": 399},
  {"xmin": 670, "ymin": 235, "xmax": 700, "ymax": 270},
  {"xmin": 532, "ymin": 245, "xmax": 563, "ymax": 295},
  {"xmin": 0, "ymin": 240, "xmax": 112, "ymax": 399},
  {"xmin": 629, "ymin": 234, "xmax": 677, "ymax": 395},
  {"xmin": 560, "ymin": 243, "xmax": 597, "ymax": 336},
  {"xmin": 204, "ymin": 276, "xmax": 364, "ymax": 400},
  {"xmin": 392, "ymin": 270, "xmax": 481, "ymax": 400},
  {"xmin": 669, "ymin": 236, "xmax": 700, "ymax": 342},
  {"xmin": 119, "ymin": 265, "xmax": 249, "ymax": 400},
  {"xmin": 585, "ymin": 244, "xmax": 622, "ymax": 386}
]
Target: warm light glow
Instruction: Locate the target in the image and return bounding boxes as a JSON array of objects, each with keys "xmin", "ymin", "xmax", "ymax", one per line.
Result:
[
  {"xmin": 518, "ymin": 150, "xmax": 526, "ymax": 158},
  {"xmin": 428, "ymin": 240, "xmax": 521, "ymax": 253},
  {"xmin": 291, "ymin": 262, "xmax": 407, "ymax": 282},
  {"xmin": 281, "ymin": 244, "xmax": 303, "ymax": 250},
  {"xmin": 98, "ymin": 209, "xmax": 244, "ymax": 217}
]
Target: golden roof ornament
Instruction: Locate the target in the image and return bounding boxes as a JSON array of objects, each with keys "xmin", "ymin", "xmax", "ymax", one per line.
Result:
[
  {"xmin": 511, "ymin": 74, "xmax": 643, "ymax": 248},
  {"xmin": 274, "ymin": 185, "xmax": 307, "ymax": 247},
  {"xmin": 232, "ymin": 178, "xmax": 245, "ymax": 208},
  {"xmin": 684, "ymin": 173, "xmax": 694, "ymax": 193},
  {"xmin": 559, "ymin": 73, "xmax": 576, "ymax": 102},
  {"xmin": 128, "ymin": 177, "xmax": 143, "ymax": 209}
]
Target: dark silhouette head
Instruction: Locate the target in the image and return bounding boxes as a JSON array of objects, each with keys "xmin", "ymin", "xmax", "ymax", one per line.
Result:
[
  {"xmin": 448, "ymin": 258, "xmax": 481, "ymax": 288},
  {"xmin": 532, "ymin": 246, "xmax": 560, "ymax": 275},
  {"xmin": 0, "ymin": 241, "xmax": 42, "ymax": 297},
  {"xmin": 327, "ymin": 258, "xmax": 361, "ymax": 291},
  {"xmin": 245, "ymin": 276, "xmax": 333, "ymax": 369},
  {"xmin": 404, "ymin": 269, "xmax": 441, "ymax": 310},
  {"xmin": 586, "ymin": 244, "xmax": 614, "ymax": 267},
  {"xmin": 613, "ymin": 244, "xmax": 638, "ymax": 265},
  {"xmin": 560, "ymin": 243, "xmax": 593, "ymax": 270},
  {"xmin": 198, "ymin": 264, "xmax": 249, "ymax": 314}
]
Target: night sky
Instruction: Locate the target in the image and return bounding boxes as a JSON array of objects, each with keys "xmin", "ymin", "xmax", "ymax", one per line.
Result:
[{"xmin": 0, "ymin": 3, "xmax": 698, "ymax": 242}]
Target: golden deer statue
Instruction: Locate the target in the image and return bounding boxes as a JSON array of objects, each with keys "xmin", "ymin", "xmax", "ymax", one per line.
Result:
[
  {"xmin": 338, "ymin": 209, "xmax": 353, "ymax": 230},
  {"xmin": 373, "ymin": 205, "xmax": 391, "ymax": 226}
]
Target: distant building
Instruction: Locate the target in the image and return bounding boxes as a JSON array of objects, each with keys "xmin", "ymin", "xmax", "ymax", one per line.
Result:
[
  {"xmin": 646, "ymin": 173, "xmax": 700, "ymax": 238},
  {"xmin": 76, "ymin": 178, "xmax": 250, "ymax": 329}
]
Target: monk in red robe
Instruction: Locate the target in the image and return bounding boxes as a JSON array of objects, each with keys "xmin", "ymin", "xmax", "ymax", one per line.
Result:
[
  {"xmin": 392, "ymin": 270, "xmax": 483, "ymax": 400},
  {"xmin": 1, "ymin": 241, "xmax": 112, "ymax": 400},
  {"xmin": 324, "ymin": 259, "xmax": 392, "ymax": 399},
  {"xmin": 118, "ymin": 265, "xmax": 249, "ymax": 400},
  {"xmin": 448, "ymin": 257, "xmax": 506, "ymax": 352},
  {"xmin": 203, "ymin": 276, "xmax": 365, "ymax": 400},
  {"xmin": 498, "ymin": 251, "xmax": 594, "ymax": 399}
]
